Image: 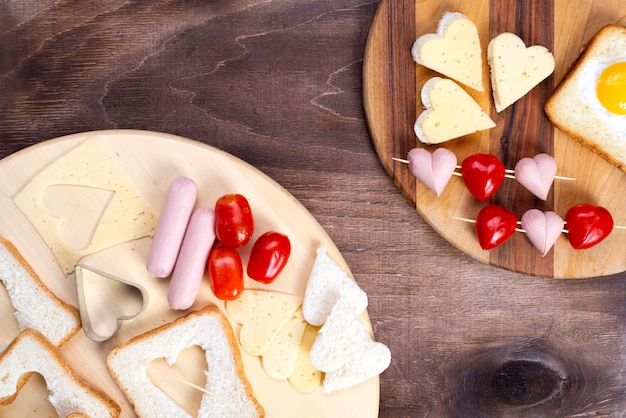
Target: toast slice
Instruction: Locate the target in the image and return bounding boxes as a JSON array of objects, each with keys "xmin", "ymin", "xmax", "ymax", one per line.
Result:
[
  {"xmin": 0, "ymin": 237, "xmax": 80, "ymax": 346},
  {"xmin": 107, "ymin": 305, "xmax": 264, "ymax": 418},
  {"xmin": 545, "ymin": 24, "xmax": 626, "ymax": 172},
  {"xmin": 0, "ymin": 328, "xmax": 120, "ymax": 417}
]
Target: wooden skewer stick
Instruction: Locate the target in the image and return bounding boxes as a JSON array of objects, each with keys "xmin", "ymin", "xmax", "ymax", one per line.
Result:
[
  {"xmin": 391, "ymin": 157, "xmax": 576, "ymax": 181},
  {"xmin": 143, "ymin": 362, "xmax": 217, "ymax": 397},
  {"xmin": 454, "ymin": 216, "xmax": 626, "ymax": 233}
]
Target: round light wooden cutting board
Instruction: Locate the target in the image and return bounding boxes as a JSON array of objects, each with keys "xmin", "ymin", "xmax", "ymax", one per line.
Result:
[
  {"xmin": 363, "ymin": 0, "xmax": 626, "ymax": 278},
  {"xmin": 0, "ymin": 130, "xmax": 379, "ymax": 417}
]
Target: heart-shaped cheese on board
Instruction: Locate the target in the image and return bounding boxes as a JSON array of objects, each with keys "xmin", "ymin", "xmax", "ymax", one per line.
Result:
[
  {"xmin": 488, "ymin": 32, "xmax": 555, "ymax": 112},
  {"xmin": 407, "ymin": 147, "xmax": 457, "ymax": 196},
  {"xmin": 565, "ymin": 203, "xmax": 614, "ymax": 249},
  {"xmin": 521, "ymin": 209, "xmax": 565, "ymax": 256},
  {"xmin": 411, "ymin": 11, "xmax": 484, "ymax": 91},
  {"xmin": 475, "ymin": 204, "xmax": 517, "ymax": 250},
  {"xmin": 415, "ymin": 78, "xmax": 496, "ymax": 144},
  {"xmin": 461, "ymin": 153, "xmax": 506, "ymax": 201},
  {"xmin": 514, "ymin": 153, "xmax": 557, "ymax": 200}
]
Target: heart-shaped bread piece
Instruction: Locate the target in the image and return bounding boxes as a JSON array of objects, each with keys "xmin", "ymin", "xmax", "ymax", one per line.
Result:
[
  {"xmin": 461, "ymin": 153, "xmax": 506, "ymax": 201},
  {"xmin": 475, "ymin": 204, "xmax": 517, "ymax": 250},
  {"xmin": 412, "ymin": 12, "xmax": 484, "ymax": 91},
  {"xmin": 521, "ymin": 209, "xmax": 564, "ymax": 256},
  {"xmin": 514, "ymin": 153, "xmax": 557, "ymax": 200},
  {"xmin": 302, "ymin": 247, "xmax": 367, "ymax": 326},
  {"xmin": 565, "ymin": 203, "xmax": 614, "ymax": 249},
  {"xmin": 415, "ymin": 77, "xmax": 496, "ymax": 144},
  {"xmin": 309, "ymin": 298, "xmax": 390, "ymax": 394},
  {"xmin": 407, "ymin": 147, "xmax": 457, "ymax": 196},
  {"xmin": 488, "ymin": 32, "xmax": 555, "ymax": 112}
]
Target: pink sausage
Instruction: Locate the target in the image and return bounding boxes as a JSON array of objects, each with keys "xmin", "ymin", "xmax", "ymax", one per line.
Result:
[
  {"xmin": 168, "ymin": 207, "xmax": 216, "ymax": 310},
  {"xmin": 147, "ymin": 176, "xmax": 197, "ymax": 278}
]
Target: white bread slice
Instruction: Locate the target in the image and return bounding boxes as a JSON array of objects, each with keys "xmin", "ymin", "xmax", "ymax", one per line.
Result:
[
  {"xmin": 488, "ymin": 32, "xmax": 555, "ymax": 112},
  {"xmin": 302, "ymin": 247, "xmax": 367, "ymax": 326},
  {"xmin": 0, "ymin": 328, "xmax": 120, "ymax": 417},
  {"xmin": 545, "ymin": 24, "xmax": 626, "ymax": 172},
  {"xmin": 107, "ymin": 305, "xmax": 264, "ymax": 418},
  {"xmin": 309, "ymin": 298, "xmax": 390, "ymax": 394},
  {"xmin": 412, "ymin": 12, "xmax": 484, "ymax": 91},
  {"xmin": 414, "ymin": 77, "xmax": 495, "ymax": 144},
  {"xmin": 0, "ymin": 237, "xmax": 80, "ymax": 346}
]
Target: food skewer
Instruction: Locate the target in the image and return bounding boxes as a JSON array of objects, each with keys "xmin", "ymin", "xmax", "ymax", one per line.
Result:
[{"xmin": 143, "ymin": 361, "xmax": 217, "ymax": 397}]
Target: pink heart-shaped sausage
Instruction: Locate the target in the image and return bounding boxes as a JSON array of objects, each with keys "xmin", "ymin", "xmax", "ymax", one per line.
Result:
[
  {"xmin": 514, "ymin": 153, "xmax": 557, "ymax": 200},
  {"xmin": 520, "ymin": 209, "xmax": 564, "ymax": 256},
  {"xmin": 407, "ymin": 148, "xmax": 457, "ymax": 196}
]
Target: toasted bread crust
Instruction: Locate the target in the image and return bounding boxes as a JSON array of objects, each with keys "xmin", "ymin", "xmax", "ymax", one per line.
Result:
[
  {"xmin": 545, "ymin": 24, "xmax": 626, "ymax": 173},
  {"xmin": 0, "ymin": 237, "xmax": 81, "ymax": 346},
  {"xmin": 0, "ymin": 328, "xmax": 121, "ymax": 416},
  {"xmin": 107, "ymin": 305, "xmax": 265, "ymax": 418}
]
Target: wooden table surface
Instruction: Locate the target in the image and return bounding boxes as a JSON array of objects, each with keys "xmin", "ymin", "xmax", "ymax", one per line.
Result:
[{"xmin": 1, "ymin": 1, "xmax": 625, "ymax": 416}]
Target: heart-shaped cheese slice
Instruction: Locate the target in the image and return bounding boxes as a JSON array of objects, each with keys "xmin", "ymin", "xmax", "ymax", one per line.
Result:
[
  {"xmin": 415, "ymin": 77, "xmax": 496, "ymax": 144},
  {"xmin": 412, "ymin": 12, "xmax": 484, "ymax": 91},
  {"xmin": 514, "ymin": 153, "xmax": 557, "ymax": 200},
  {"xmin": 407, "ymin": 147, "xmax": 457, "ymax": 196},
  {"xmin": 226, "ymin": 290, "xmax": 302, "ymax": 356},
  {"xmin": 521, "ymin": 209, "xmax": 564, "ymax": 256},
  {"xmin": 488, "ymin": 32, "xmax": 555, "ymax": 112}
]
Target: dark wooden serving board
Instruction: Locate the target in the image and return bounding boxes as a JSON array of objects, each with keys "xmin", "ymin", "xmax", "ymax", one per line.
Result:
[{"xmin": 363, "ymin": 0, "xmax": 626, "ymax": 278}]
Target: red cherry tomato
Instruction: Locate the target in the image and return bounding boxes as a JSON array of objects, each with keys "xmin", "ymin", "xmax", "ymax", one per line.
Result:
[
  {"xmin": 247, "ymin": 231, "xmax": 291, "ymax": 284},
  {"xmin": 215, "ymin": 194, "xmax": 254, "ymax": 248},
  {"xmin": 461, "ymin": 154, "xmax": 506, "ymax": 201},
  {"xmin": 565, "ymin": 203, "xmax": 614, "ymax": 249},
  {"xmin": 475, "ymin": 204, "xmax": 517, "ymax": 250},
  {"xmin": 207, "ymin": 246, "xmax": 244, "ymax": 300}
]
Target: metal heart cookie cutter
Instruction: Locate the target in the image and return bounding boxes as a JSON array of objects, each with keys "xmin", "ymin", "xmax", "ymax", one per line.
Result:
[{"xmin": 74, "ymin": 264, "xmax": 148, "ymax": 342}]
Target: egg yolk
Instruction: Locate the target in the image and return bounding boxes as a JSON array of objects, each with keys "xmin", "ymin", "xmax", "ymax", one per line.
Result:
[{"xmin": 596, "ymin": 61, "xmax": 626, "ymax": 115}]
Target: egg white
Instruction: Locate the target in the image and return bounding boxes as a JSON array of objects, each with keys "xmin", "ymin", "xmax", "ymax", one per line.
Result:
[{"xmin": 577, "ymin": 55, "xmax": 626, "ymax": 138}]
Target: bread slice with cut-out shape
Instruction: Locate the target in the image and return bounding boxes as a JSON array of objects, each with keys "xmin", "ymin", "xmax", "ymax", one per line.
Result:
[
  {"xmin": 107, "ymin": 305, "xmax": 264, "ymax": 418},
  {"xmin": 415, "ymin": 77, "xmax": 496, "ymax": 144},
  {"xmin": 309, "ymin": 298, "xmax": 391, "ymax": 394},
  {"xmin": 412, "ymin": 11, "xmax": 484, "ymax": 91},
  {"xmin": 0, "ymin": 237, "xmax": 80, "ymax": 346},
  {"xmin": 0, "ymin": 328, "xmax": 120, "ymax": 417},
  {"xmin": 302, "ymin": 246, "xmax": 368, "ymax": 326}
]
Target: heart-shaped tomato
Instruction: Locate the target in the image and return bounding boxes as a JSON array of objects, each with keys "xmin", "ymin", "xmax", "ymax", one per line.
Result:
[
  {"xmin": 565, "ymin": 203, "xmax": 614, "ymax": 249},
  {"xmin": 476, "ymin": 204, "xmax": 517, "ymax": 250},
  {"xmin": 461, "ymin": 154, "xmax": 506, "ymax": 201}
]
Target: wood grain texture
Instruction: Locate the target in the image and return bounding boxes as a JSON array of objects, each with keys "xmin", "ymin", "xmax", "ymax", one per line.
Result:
[
  {"xmin": 363, "ymin": 0, "xmax": 626, "ymax": 278},
  {"xmin": 1, "ymin": 1, "xmax": 626, "ymax": 416}
]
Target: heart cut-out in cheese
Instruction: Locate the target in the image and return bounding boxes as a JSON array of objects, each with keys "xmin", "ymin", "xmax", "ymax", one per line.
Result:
[
  {"xmin": 407, "ymin": 147, "xmax": 457, "ymax": 196},
  {"xmin": 521, "ymin": 209, "xmax": 565, "ymax": 256},
  {"xmin": 488, "ymin": 32, "xmax": 555, "ymax": 112},
  {"xmin": 514, "ymin": 154, "xmax": 557, "ymax": 201},
  {"xmin": 412, "ymin": 11, "xmax": 484, "ymax": 91},
  {"xmin": 415, "ymin": 77, "xmax": 496, "ymax": 144},
  {"xmin": 226, "ymin": 289, "xmax": 302, "ymax": 356},
  {"xmin": 13, "ymin": 138, "xmax": 158, "ymax": 274}
]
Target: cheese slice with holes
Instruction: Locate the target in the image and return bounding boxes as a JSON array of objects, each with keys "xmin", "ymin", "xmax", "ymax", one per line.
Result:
[
  {"xmin": 13, "ymin": 138, "xmax": 157, "ymax": 274},
  {"xmin": 488, "ymin": 32, "xmax": 555, "ymax": 112},
  {"xmin": 287, "ymin": 323, "xmax": 322, "ymax": 393},
  {"xmin": 226, "ymin": 290, "xmax": 302, "ymax": 356},
  {"xmin": 415, "ymin": 77, "xmax": 495, "ymax": 144},
  {"xmin": 261, "ymin": 308, "xmax": 307, "ymax": 380}
]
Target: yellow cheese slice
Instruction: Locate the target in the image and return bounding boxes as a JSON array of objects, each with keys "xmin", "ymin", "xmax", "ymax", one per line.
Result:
[
  {"xmin": 412, "ymin": 12, "xmax": 484, "ymax": 91},
  {"xmin": 226, "ymin": 290, "xmax": 302, "ymax": 356},
  {"xmin": 13, "ymin": 138, "xmax": 157, "ymax": 274},
  {"xmin": 261, "ymin": 308, "xmax": 307, "ymax": 381},
  {"xmin": 287, "ymin": 323, "xmax": 322, "ymax": 393},
  {"xmin": 415, "ymin": 77, "xmax": 495, "ymax": 144},
  {"xmin": 488, "ymin": 32, "xmax": 555, "ymax": 112}
]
